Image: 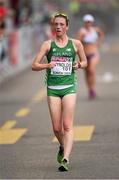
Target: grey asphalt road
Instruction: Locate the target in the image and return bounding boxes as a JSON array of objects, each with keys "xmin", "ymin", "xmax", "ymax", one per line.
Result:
[{"xmin": 0, "ymin": 35, "xmax": 119, "ymax": 179}]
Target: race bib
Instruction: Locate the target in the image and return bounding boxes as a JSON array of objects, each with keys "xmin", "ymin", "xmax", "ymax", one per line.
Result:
[{"xmin": 51, "ymin": 62, "xmax": 72, "ymax": 75}]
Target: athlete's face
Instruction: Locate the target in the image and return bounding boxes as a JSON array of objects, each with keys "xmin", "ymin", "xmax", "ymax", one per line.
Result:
[
  {"xmin": 54, "ymin": 17, "xmax": 68, "ymax": 37},
  {"xmin": 84, "ymin": 21, "xmax": 93, "ymax": 27}
]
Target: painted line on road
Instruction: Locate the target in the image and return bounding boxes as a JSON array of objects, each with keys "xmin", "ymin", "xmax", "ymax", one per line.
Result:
[
  {"xmin": 0, "ymin": 87, "xmax": 46, "ymax": 144},
  {"xmin": 14, "ymin": 88, "xmax": 46, "ymax": 118},
  {"xmin": 0, "ymin": 120, "xmax": 16, "ymax": 130},
  {"xmin": 73, "ymin": 125, "xmax": 95, "ymax": 141},
  {"xmin": 0, "ymin": 120, "xmax": 27, "ymax": 144},
  {"xmin": 53, "ymin": 125, "xmax": 95, "ymax": 142},
  {"xmin": 15, "ymin": 108, "xmax": 30, "ymax": 117},
  {"xmin": 97, "ymin": 72, "xmax": 119, "ymax": 83},
  {"xmin": 31, "ymin": 87, "xmax": 47, "ymax": 103}
]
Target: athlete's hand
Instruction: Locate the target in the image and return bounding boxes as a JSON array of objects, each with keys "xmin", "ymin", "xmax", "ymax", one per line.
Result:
[
  {"xmin": 48, "ymin": 61, "xmax": 57, "ymax": 69},
  {"xmin": 73, "ymin": 61, "xmax": 79, "ymax": 70}
]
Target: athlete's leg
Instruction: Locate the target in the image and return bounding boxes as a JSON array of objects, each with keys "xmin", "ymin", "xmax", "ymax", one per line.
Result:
[
  {"xmin": 47, "ymin": 96, "xmax": 64, "ymax": 146},
  {"xmin": 85, "ymin": 54, "xmax": 99, "ymax": 98},
  {"xmin": 62, "ymin": 93, "xmax": 77, "ymax": 161}
]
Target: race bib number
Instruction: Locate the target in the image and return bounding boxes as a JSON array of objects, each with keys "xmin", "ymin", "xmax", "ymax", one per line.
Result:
[{"xmin": 51, "ymin": 62, "xmax": 72, "ymax": 75}]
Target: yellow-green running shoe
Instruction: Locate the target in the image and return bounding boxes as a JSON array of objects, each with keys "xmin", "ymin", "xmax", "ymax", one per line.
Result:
[
  {"xmin": 58, "ymin": 158, "xmax": 69, "ymax": 171},
  {"xmin": 57, "ymin": 146, "xmax": 64, "ymax": 163}
]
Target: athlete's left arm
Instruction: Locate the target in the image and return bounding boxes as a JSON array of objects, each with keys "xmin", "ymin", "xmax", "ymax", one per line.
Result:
[{"xmin": 73, "ymin": 39, "xmax": 87, "ymax": 69}]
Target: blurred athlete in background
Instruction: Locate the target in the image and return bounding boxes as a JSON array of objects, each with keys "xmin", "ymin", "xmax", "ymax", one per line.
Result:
[
  {"xmin": 77, "ymin": 14, "xmax": 104, "ymax": 99},
  {"xmin": 45, "ymin": 16, "xmax": 56, "ymax": 39}
]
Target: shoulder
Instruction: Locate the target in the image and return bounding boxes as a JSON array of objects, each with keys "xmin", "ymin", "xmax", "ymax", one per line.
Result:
[
  {"xmin": 41, "ymin": 40, "xmax": 52, "ymax": 51},
  {"xmin": 42, "ymin": 40, "xmax": 51, "ymax": 47},
  {"xmin": 71, "ymin": 38, "xmax": 83, "ymax": 52},
  {"xmin": 94, "ymin": 26, "xmax": 102, "ymax": 33},
  {"xmin": 71, "ymin": 38, "xmax": 83, "ymax": 46},
  {"xmin": 78, "ymin": 27, "xmax": 86, "ymax": 34},
  {"xmin": 77, "ymin": 27, "xmax": 86, "ymax": 40}
]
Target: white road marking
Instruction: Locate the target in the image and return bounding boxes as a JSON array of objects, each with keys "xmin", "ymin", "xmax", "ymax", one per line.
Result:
[{"xmin": 97, "ymin": 72, "xmax": 119, "ymax": 83}]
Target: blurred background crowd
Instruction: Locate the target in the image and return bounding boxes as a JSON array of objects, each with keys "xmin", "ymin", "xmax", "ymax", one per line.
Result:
[
  {"xmin": 1, "ymin": 0, "xmax": 119, "ymax": 32},
  {"xmin": 0, "ymin": 0, "xmax": 119, "ymax": 83}
]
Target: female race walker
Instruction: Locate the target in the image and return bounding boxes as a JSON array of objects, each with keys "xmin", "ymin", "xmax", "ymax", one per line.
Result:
[
  {"xmin": 77, "ymin": 14, "xmax": 104, "ymax": 99},
  {"xmin": 32, "ymin": 13, "xmax": 87, "ymax": 171}
]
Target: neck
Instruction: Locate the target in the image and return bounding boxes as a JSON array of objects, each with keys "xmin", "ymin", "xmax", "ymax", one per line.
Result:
[
  {"xmin": 56, "ymin": 34, "xmax": 68, "ymax": 42},
  {"xmin": 85, "ymin": 26, "xmax": 92, "ymax": 30},
  {"xmin": 55, "ymin": 35, "xmax": 69, "ymax": 47}
]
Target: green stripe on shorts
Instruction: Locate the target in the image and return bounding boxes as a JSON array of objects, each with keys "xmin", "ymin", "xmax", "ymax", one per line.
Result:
[{"xmin": 47, "ymin": 85, "xmax": 77, "ymax": 97}]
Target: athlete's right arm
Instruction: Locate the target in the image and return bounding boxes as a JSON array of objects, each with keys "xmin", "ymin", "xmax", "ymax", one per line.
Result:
[
  {"xmin": 76, "ymin": 28, "xmax": 85, "ymax": 42},
  {"xmin": 32, "ymin": 40, "xmax": 56, "ymax": 71}
]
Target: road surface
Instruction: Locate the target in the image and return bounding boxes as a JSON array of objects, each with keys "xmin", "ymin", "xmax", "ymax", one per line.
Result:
[{"xmin": 0, "ymin": 35, "xmax": 119, "ymax": 179}]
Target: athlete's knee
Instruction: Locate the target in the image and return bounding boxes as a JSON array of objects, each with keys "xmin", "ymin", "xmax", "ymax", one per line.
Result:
[
  {"xmin": 63, "ymin": 122, "xmax": 73, "ymax": 132},
  {"xmin": 53, "ymin": 125, "xmax": 62, "ymax": 134},
  {"xmin": 88, "ymin": 67, "xmax": 95, "ymax": 75}
]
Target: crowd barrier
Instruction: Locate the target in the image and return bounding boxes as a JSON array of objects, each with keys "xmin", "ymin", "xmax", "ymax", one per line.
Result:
[{"xmin": 0, "ymin": 24, "xmax": 45, "ymax": 84}]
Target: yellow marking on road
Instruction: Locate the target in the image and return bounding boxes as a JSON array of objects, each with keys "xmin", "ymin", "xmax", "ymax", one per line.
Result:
[
  {"xmin": 0, "ymin": 129, "xmax": 27, "ymax": 144},
  {"xmin": 0, "ymin": 120, "xmax": 16, "ymax": 130},
  {"xmin": 32, "ymin": 88, "xmax": 46, "ymax": 102},
  {"xmin": 15, "ymin": 108, "xmax": 30, "ymax": 117},
  {"xmin": 0, "ymin": 120, "xmax": 27, "ymax": 144},
  {"xmin": 53, "ymin": 125, "xmax": 95, "ymax": 142},
  {"xmin": 73, "ymin": 125, "xmax": 95, "ymax": 141}
]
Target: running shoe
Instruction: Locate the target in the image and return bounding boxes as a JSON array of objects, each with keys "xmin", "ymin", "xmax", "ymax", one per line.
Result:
[
  {"xmin": 89, "ymin": 89, "xmax": 96, "ymax": 100},
  {"xmin": 57, "ymin": 146, "xmax": 64, "ymax": 163},
  {"xmin": 58, "ymin": 158, "xmax": 69, "ymax": 171}
]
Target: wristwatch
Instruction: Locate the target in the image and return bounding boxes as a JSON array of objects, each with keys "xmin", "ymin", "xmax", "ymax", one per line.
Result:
[{"xmin": 78, "ymin": 62, "xmax": 81, "ymax": 68}]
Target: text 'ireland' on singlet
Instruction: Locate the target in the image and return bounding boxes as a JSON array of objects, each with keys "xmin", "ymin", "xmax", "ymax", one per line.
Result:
[{"xmin": 46, "ymin": 39, "xmax": 76, "ymax": 87}]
